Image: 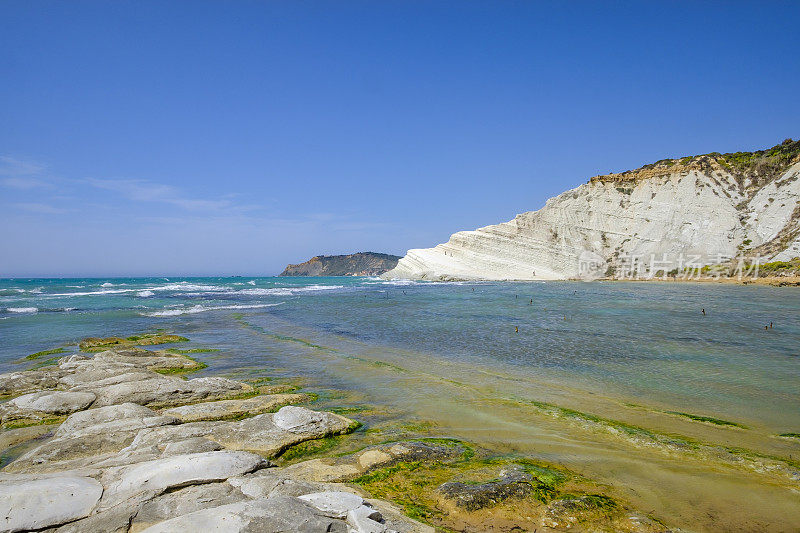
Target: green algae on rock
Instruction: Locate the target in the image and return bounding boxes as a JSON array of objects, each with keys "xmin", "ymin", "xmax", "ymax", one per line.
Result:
[
  {"xmin": 24, "ymin": 347, "xmax": 68, "ymax": 360},
  {"xmin": 79, "ymin": 334, "xmax": 189, "ymax": 352}
]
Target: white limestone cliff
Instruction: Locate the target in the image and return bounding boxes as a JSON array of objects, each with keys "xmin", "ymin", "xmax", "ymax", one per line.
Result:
[{"xmin": 384, "ymin": 141, "xmax": 800, "ymax": 281}]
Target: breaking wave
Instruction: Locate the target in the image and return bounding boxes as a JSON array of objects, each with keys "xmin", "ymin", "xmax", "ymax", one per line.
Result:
[{"xmin": 139, "ymin": 303, "xmax": 284, "ymax": 317}]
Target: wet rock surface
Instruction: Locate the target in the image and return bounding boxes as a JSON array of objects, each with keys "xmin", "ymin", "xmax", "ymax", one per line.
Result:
[
  {"xmin": 284, "ymin": 440, "xmax": 466, "ymax": 483},
  {"xmin": 437, "ymin": 466, "xmax": 535, "ymax": 511}
]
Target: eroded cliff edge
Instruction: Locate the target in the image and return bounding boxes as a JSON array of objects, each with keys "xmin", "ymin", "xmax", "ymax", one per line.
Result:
[{"xmin": 384, "ymin": 139, "xmax": 800, "ymax": 280}]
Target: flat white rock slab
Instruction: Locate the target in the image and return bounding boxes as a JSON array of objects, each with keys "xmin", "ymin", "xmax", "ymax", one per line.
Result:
[
  {"xmin": 4, "ymin": 390, "xmax": 96, "ymax": 416},
  {"xmin": 99, "ymin": 450, "xmax": 266, "ymax": 509},
  {"xmin": 0, "ymin": 475, "xmax": 102, "ymax": 532}
]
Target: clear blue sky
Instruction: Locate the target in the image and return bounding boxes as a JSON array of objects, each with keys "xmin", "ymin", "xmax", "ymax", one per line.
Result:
[{"xmin": 1, "ymin": 1, "xmax": 798, "ymax": 276}]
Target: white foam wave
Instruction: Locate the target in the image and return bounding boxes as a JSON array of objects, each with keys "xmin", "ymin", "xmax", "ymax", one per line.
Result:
[
  {"xmin": 154, "ymin": 283, "xmax": 228, "ymax": 292},
  {"xmin": 296, "ymin": 284, "xmax": 343, "ymax": 291},
  {"xmin": 137, "ymin": 290, "xmax": 155, "ymax": 297},
  {"xmin": 6, "ymin": 307, "xmax": 38, "ymax": 313},
  {"xmin": 1, "ymin": 287, "xmax": 44, "ymax": 294},
  {"xmin": 101, "ymin": 282, "xmax": 115, "ymax": 287},
  {"xmin": 235, "ymin": 288, "xmax": 294, "ymax": 296},
  {"xmin": 50, "ymin": 288, "xmax": 137, "ymax": 297},
  {"xmin": 140, "ymin": 302, "xmax": 283, "ymax": 317},
  {"xmin": 235, "ymin": 285, "xmax": 344, "ymax": 296},
  {"xmin": 247, "ymin": 280, "xmax": 256, "ymax": 286}
]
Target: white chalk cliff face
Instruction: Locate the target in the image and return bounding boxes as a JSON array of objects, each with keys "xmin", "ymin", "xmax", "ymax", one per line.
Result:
[{"xmin": 385, "ymin": 141, "xmax": 800, "ymax": 280}]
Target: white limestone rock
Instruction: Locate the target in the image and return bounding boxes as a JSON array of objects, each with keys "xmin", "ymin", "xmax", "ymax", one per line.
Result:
[
  {"xmin": 137, "ymin": 496, "xmax": 347, "ymax": 532},
  {"xmin": 98, "ymin": 451, "xmax": 266, "ymax": 510},
  {"xmin": 0, "ymin": 391, "xmax": 96, "ymax": 422},
  {"xmin": 129, "ymin": 482, "xmax": 247, "ymax": 532},
  {"xmin": 127, "ymin": 406, "xmax": 355, "ymax": 458},
  {"xmin": 348, "ymin": 504, "xmax": 388, "ymax": 533},
  {"xmin": 0, "ymin": 370, "xmax": 63, "ymax": 396},
  {"xmin": 55, "ymin": 403, "xmax": 177, "ymax": 438},
  {"xmin": 71, "ymin": 373, "xmax": 250, "ymax": 408},
  {"xmin": 384, "ymin": 160, "xmax": 800, "ymax": 281},
  {"xmin": 0, "ymin": 475, "xmax": 102, "ymax": 532},
  {"xmin": 161, "ymin": 437, "xmax": 222, "ymax": 456},
  {"xmin": 298, "ymin": 491, "xmax": 366, "ymax": 519},
  {"xmin": 161, "ymin": 393, "xmax": 307, "ymax": 422},
  {"xmin": 274, "ymin": 405, "xmax": 337, "ymax": 433},
  {"xmin": 4, "ymin": 403, "xmax": 179, "ymax": 473}
]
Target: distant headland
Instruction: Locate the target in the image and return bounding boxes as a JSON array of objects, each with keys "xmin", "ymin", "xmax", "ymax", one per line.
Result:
[{"xmin": 279, "ymin": 252, "xmax": 401, "ymax": 276}]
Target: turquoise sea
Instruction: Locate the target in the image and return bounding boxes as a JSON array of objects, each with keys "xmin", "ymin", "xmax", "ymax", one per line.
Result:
[
  {"xmin": 2, "ymin": 276, "xmax": 800, "ymax": 530},
  {"xmin": 2, "ymin": 277, "xmax": 798, "ymax": 427}
]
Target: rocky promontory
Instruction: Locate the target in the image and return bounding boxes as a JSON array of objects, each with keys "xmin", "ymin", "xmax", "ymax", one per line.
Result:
[{"xmin": 280, "ymin": 252, "xmax": 401, "ymax": 277}]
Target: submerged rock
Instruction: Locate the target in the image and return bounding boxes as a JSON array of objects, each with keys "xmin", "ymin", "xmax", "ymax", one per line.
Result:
[
  {"xmin": 438, "ymin": 466, "xmax": 535, "ymax": 511},
  {"xmin": 284, "ymin": 440, "xmax": 466, "ymax": 483}
]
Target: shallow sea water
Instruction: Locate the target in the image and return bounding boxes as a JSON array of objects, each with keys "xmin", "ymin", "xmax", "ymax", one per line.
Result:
[{"xmin": 1, "ymin": 277, "xmax": 799, "ymax": 531}]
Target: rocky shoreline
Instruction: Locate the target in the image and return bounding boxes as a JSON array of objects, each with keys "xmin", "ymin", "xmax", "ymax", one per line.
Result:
[
  {"xmin": 0, "ymin": 340, "xmax": 429, "ymax": 532},
  {"xmin": 0, "ymin": 335, "xmax": 673, "ymax": 532}
]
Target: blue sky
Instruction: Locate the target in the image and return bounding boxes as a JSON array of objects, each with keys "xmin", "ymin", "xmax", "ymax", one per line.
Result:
[{"xmin": 1, "ymin": 1, "xmax": 798, "ymax": 276}]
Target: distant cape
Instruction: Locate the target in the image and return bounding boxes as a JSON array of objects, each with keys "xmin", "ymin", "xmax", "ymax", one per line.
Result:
[{"xmin": 279, "ymin": 252, "xmax": 401, "ymax": 276}]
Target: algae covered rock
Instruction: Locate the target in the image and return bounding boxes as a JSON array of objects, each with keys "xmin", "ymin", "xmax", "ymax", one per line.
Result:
[
  {"xmin": 437, "ymin": 465, "xmax": 536, "ymax": 511},
  {"xmin": 79, "ymin": 334, "xmax": 188, "ymax": 352},
  {"xmin": 283, "ymin": 440, "xmax": 467, "ymax": 483}
]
